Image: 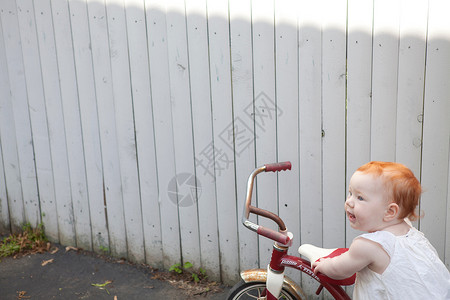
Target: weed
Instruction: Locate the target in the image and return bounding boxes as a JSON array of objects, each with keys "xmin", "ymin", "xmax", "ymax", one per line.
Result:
[
  {"xmin": 154, "ymin": 263, "xmax": 221, "ymax": 297},
  {"xmin": 169, "ymin": 262, "xmax": 184, "ymax": 274},
  {"xmin": 169, "ymin": 261, "xmax": 208, "ymax": 283},
  {"xmin": 99, "ymin": 245, "xmax": 109, "ymax": 254},
  {"xmin": 0, "ymin": 223, "xmax": 49, "ymax": 257}
]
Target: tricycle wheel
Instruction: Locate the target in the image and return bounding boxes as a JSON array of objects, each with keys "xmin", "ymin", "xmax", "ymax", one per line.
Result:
[{"xmin": 226, "ymin": 280, "xmax": 299, "ymax": 300}]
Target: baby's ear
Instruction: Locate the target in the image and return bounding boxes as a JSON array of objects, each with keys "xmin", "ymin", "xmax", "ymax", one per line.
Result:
[{"xmin": 384, "ymin": 203, "xmax": 400, "ymax": 221}]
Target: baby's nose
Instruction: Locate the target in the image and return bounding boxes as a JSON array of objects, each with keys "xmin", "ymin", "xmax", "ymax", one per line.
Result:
[{"xmin": 345, "ymin": 197, "xmax": 354, "ymax": 207}]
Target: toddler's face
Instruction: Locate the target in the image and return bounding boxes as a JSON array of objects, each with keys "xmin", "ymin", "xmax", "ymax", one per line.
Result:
[{"xmin": 345, "ymin": 171, "xmax": 391, "ymax": 232}]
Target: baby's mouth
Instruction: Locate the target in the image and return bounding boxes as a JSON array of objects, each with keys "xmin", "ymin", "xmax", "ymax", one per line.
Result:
[{"xmin": 347, "ymin": 211, "xmax": 356, "ymax": 222}]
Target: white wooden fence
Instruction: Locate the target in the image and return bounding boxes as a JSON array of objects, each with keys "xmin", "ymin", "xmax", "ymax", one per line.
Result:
[{"xmin": 1, "ymin": 0, "xmax": 449, "ymax": 289}]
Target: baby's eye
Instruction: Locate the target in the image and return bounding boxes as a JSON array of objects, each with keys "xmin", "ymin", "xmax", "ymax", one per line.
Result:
[
  {"xmin": 357, "ymin": 196, "xmax": 364, "ymax": 201},
  {"xmin": 348, "ymin": 191, "xmax": 352, "ymax": 197}
]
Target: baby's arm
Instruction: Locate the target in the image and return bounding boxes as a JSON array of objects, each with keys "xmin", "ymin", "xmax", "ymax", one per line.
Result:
[{"xmin": 311, "ymin": 238, "xmax": 378, "ymax": 279}]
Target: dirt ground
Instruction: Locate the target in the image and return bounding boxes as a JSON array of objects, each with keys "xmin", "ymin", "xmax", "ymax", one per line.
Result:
[{"xmin": 0, "ymin": 243, "xmax": 229, "ymax": 299}]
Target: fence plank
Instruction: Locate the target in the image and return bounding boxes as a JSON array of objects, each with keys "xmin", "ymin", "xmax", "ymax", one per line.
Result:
[
  {"xmin": 87, "ymin": 0, "xmax": 128, "ymax": 258},
  {"xmin": 1, "ymin": 0, "xmax": 40, "ymax": 232},
  {"xmin": 346, "ymin": 0, "xmax": 374, "ymax": 245},
  {"xmin": 166, "ymin": 0, "xmax": 201, "ymax": 268},
  {"xmin": 0, "ymin": 90, "xmax": 21, "ymax": 231},
  {"xmin": 228, "ymin": 0, "xmax": 257, "ymax": 279},
  {"xmin": 185, "ymin": 0, "xmax": 221, "ymax": 280},
  {"xmin": 298, "ymin": 0, "xmax": 323, "ymax": 245},
  {"xmin": 298, "ymin": 0, "xmax": 323, "ymax": 296},
  {"xmin": 446, "ymin": 150, "xmax": 450, "ymax": 268},
  {"xmin": 345, "ymin": 3, "xmax": 375, "ymax": 295},
  {"xmin": 127, "ymin": 0, "xmax": 163, "ymax": 266},
  {"xmin": 322, "ymin": 0, "xmax": 347, "ymax": 249},
  {"xmin": 252, "ymin": 0, "xmax": 278, "ymax": 268},
  {"xmin": 67, "ymin": 0, "xmax": 110, "ymax": 252},
  {"xmin": 50, "ymin": 1, "xmax": 95, "ymax": 250},
  {"xmin": 395, "ymin": 0, "xmax": 428, "ymax": 177},
  {"xmin": 105, "ymin": 0, "xmax": 145, "ymax": 263},
  {"xmin": 275, "ymin": 0, "xmax": 300, "ymax": 283},
  {"xmin": 14, "ymin": 0, "xmax": 44, "ymax": 229},
  {"xmin": 0, "ymin": 137, "xmax": 8, "ymax": 233},
  {"xmin": 420, "ymin": 0, "xmax": 450, "ymax": 259},
  {"xmin": 0, "ymin": 3, "xmax": 23, "ymax": 233},
  {"xmin": 370, "ymin": 0, "xmax": 400, "ymax": 162},
  {"xmin": 208, "ymin": 0, "xmax": 241, "ymax": 283},
  {"xmin": 0, "ymin": 24, "xmax": 11, "ymax": 232},
  {"xmin": 395, "ymin": 0, "xmax": 428, "ymax": 229},
  {"xmin": 35, "ymin": 0, "xmax": 85, "ymax": 247},
  {"xmin": 0, "ymin": 1, "xmax": 26, "ymax": 231},
  {"xmin": 145, "ymin": 0, "xmax": 181, "ymax": 269},
  {"xmin": 50, "ymin": 0, "xmax": 94, "ymax": 250}
]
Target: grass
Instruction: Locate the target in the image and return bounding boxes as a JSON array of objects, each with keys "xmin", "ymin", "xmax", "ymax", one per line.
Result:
[
  {"xmin": 0, "ymin": 223, "xmax": 49, "ymax": 258},
  {"xmin": 169, "ymin": 261, "xmax": 208, "ymax": 283},
  {"xmin": 155, "ymin": 261, "xmax": 221, "ymax": 297}
]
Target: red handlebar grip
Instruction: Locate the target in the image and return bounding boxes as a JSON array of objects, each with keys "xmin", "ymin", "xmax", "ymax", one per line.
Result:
[
  {"xmin": 265, "ymin": 161, "xmax": 292, "ymax": 172},
  {"xmin": 257, "ymin": 226, "xmax": 290, "ymax": 245}
]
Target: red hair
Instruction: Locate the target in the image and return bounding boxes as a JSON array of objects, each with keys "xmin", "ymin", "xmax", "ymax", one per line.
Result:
[{"xmin": 357, "ymin": 161, "xmax": 422, "ymax": 221}]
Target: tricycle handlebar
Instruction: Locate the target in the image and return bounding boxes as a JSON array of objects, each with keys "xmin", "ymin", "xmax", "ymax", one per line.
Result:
[
  {"xmin": 242, "ymin": 162, "xmax": 292, "ymax": 246},
  {"xmin": 264, "ymin": 161, "xmax": 291, "ymax": 172}
]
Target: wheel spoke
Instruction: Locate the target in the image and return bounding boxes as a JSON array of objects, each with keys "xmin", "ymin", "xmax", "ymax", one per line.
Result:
[
  {"xmin": 241, "ymin": 286, "xmax": 266, "ymax": 299},
  {"xmin": 243, "ymin": 287, "xmax": 262, "ymax": 299}
]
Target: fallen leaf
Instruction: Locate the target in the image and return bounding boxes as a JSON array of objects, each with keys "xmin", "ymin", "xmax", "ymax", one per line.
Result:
[
  {"xmin": 91, "ymin": 280, "xmax": 112, "ymax": 295},
  {"xmin": 50, "ymin": 248, "xmax": 59, "ymax": 254},
  {"xmin": 41, "ymin": 259, "xmax": 54, "ymax": 266},
  {"xmin": 65, "ymin": 246, "xmax": 78, "ymax": 252},
  {"xmin": 114, "ymin": 296, "xmax": 118, "ymax": 300},
  {"xmin": 16, "ymin": 290, "xmax": 30, "ymax": 299},
  {"xmin": 91, "ymin": 280, "xmax": 112, "ymax": 287}
]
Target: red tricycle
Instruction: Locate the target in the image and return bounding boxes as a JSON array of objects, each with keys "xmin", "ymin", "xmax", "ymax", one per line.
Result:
[{"xmin": 227, "ymin": 162, "xmax": 356, "ymax": 300}]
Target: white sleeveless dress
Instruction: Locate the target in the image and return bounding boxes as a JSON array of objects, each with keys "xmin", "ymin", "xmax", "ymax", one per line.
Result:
[{"xmin": 353, "ymin": 227, "xmax": 450, "ymax": 299}]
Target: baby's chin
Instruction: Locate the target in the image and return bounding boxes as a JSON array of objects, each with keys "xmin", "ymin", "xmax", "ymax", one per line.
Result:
[
  {"xmin": 348, "ymin": 221, "xmax": 368, "ymax": 232},
  {"xmin": 349, "ymin": 223, "xmax": 361, "ymax": 230}
]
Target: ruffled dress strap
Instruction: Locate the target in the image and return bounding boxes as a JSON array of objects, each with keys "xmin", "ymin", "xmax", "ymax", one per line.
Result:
[{"xmin": 356, "ymin": 230, "xmax": 397, "ymax": 257}]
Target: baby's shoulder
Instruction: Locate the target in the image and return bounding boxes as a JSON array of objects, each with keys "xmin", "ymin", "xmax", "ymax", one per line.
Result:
[
  {"xmin": 352, "ymin": 234, "xmax": 386, "ymax": 249},
  {"xmin": 353, "ymin": 232, "xmax": 394, "ymax": 258},
  {"xmin": 357, "ymin": 231, "xmax": 396, "ymax": 252},
  {"xmin": 352, "ymin": 234, "xmax": 391, "ymax": 273}
]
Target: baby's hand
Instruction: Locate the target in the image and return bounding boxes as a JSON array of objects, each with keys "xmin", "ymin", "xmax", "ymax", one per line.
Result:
[{"xmin": 312, "ymin": 257, "xmax": 331, "ymax": 275}]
